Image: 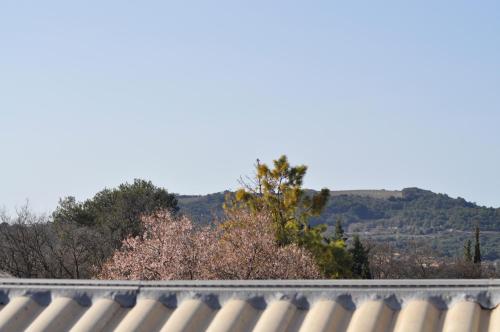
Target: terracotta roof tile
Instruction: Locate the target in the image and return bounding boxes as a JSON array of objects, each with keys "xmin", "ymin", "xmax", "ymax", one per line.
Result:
[{"xmin": 0, "ymin": 279, "xmax": 498, "ymax": 332}]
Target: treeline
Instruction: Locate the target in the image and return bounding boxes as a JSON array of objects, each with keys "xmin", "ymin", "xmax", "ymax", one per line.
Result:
[{"xmin": 0, "ymin": 157, "xmax": 498, "ymax": 279}]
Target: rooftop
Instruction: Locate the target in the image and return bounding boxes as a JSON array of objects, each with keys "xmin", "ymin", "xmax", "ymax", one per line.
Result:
[{"xmin": 0, "ymin": 279, "xmax": 498, "ymax": 331}]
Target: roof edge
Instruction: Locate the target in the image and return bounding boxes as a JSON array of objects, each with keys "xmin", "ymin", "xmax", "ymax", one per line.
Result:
[
  {"xmin": 0, "ymin": 278, "xmax": 499, "ymax": 288},
  {"xmin": 1, "ymin": 279, "xmax": 499, "ymax": 310}
]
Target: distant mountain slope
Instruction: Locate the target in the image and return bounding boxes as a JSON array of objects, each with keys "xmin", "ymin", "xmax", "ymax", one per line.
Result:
[
  {"xmin": 329, "ymin": 189, "xmax": 403, "ymax": 199},
  {"xmin": 177, "ymin": 188, "xmax": 500, "ymax": 260},
  {"xmin": 177, "ymin": 191, "xmax": 227, "ymax": 222}
]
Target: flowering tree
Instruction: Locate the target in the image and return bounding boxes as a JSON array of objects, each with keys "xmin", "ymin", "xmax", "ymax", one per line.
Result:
[
  {"xmin": 97, "ymin": 210, "xmax": 320, "ymax": 280},
  {"xmin": 209, "ymin": 210, "xmax": 320, "ymax": 279}
]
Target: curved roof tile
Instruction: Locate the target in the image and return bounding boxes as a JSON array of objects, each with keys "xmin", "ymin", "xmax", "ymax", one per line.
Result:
[{"xmin": 0, "ymin": 279, "xmax": 498, "ymax": 332}]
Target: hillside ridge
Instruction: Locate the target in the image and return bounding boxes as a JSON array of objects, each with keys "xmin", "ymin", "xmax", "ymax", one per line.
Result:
[{"xmin": 177, "ymin": 188, "xmax": 500, "ymax": 260}]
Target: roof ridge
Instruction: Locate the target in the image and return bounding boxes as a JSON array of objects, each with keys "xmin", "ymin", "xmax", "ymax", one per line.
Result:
[{"xmin": 1, "ymin": 278, "xmax": 499, "ymax": 288}]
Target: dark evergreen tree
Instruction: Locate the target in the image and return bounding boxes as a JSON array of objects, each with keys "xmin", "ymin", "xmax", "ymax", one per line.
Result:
[
  {"xmin": 464, "ymin": 239, "xmax": 472, "ymax": 262},
  {"xmin": 349, "ymin": 235, "xmax": 372, "ymax": 279},
  {"xmin": 473, "ymin": 226, "xmax": 481, "ymax": 264},
  {"xmin": 53, "ymin": 179, "xmax": 178, "ymax": 246}
]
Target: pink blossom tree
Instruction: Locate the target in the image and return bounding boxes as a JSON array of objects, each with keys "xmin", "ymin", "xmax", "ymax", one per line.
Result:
[
  {"xmin": 97, "ymin": 210, "xmax": 320, "ymax": 280},
  {"xmin": 208, "ymin": 210, "xmax": 320, "ymax": 279}
]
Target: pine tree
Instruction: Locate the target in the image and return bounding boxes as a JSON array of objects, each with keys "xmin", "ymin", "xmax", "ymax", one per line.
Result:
[
  {"xmin": 224, "ymin": 155, "xmax": 330, "ymax": 246},
  {"xmin": 473, "ymin": 226, "xmax": 481, "ymax": 264},
  {"xmin": 349, "ymin": 235, "xmax": 372, "ymax": 279},
  {"xmin": 224, "ymin": 155, "xmax": 353, "ymax": 278},
  {"xmin": 464, "ymin": 239, "xmax": 472, "ymax": 262}
]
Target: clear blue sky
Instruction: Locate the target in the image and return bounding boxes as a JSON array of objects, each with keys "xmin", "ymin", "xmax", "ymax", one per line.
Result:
[{"xmin": 1, "ymin": 1, "xmax": 499, "ymax": 213}]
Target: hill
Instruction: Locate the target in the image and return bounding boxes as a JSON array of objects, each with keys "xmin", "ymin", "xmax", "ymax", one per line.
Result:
[{"xmin": 177, "ymin": 188, "xmax": 500, "ymax": 260}]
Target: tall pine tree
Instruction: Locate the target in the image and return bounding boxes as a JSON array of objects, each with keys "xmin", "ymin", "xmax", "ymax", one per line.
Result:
[
  {"xmin": 224, "ymin": 155, "xmax": 329, "ymax": 246},
  {"xmin": 225, "ymin": 155, "xmax": 353, "ymax": 278},
  {"xmin": 473, "ymin": 226, "xmax": 481, "ymax": 264},
  {"xmin": 464, "ymin": 239, "xmax": 472, "ymax": 262}
]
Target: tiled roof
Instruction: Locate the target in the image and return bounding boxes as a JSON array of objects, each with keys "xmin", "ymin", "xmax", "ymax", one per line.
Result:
[{"xmin": 0, "ymin": 279, "xmax": 498, "ymax": 332}]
